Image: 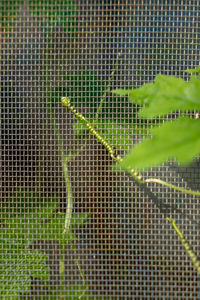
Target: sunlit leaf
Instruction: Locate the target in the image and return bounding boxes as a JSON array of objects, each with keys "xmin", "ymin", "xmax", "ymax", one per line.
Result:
[
  {"xmin": 114, "ymin": 75, "xmax": 200, "ymax": 118},
  {"xmin": 185, "ymin": 67, "xmax": 200, "ymax": 74},
  {"xmin": 118, "ymin": 117, "xmax": 200, "ymax": 170}
]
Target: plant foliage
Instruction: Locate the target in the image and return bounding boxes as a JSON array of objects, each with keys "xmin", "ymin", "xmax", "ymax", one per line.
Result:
[
  {"xmin": 0, "ymin": 0, "xmax": 24, "ymax": 38},
  {"xmin": 114, "ymin": 70, "xmax": 200, "ymax": 170},
  {"xmin": 29, "ymin": 0, "xmax": 77, "ymax": 32},
  {"xmin": 0, "ymin": 189, "xmax": 90, "ymax": 296},
  {"xmin": 1, "ymin": 0, "xmax": 77, "ymax": 39}
]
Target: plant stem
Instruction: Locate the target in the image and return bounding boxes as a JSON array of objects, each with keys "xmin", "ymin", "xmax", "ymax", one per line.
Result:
[
  {"xmin": 62, "ymin": 157, "xmax": 73, "ymax": 234},
  {"xmin": 94, "ymin": 52, "xmax": 122, "ymax": 123},
  {"xmin": 167, "ymin": 218, "xmax": 200, "ymax": 276},
  {"xmin": 62, "ymin": 99, "xmax": 200, "ymax": 197},
  {"xmin": 62, "ymin": 52, "xmax": 122, "ymax": 164},
  {"xmin": 62, "ymin": 98, "xmax": 200, "ymax": 278},
  {"xmin": 70, "ymin": 242, "xmax": 88, "ymax": 299}
]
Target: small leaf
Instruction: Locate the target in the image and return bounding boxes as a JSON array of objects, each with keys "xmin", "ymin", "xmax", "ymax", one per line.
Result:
[
  {"xmin": 185, "ymin": 67, "xmax": 200, "ymax": 74},
  {"xmin": 118, "ymin": 117, "xmax": 200, "ymax": 170}
]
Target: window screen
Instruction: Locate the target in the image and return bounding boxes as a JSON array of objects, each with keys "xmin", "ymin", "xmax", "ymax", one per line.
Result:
[{"xmin": 1, "ymin": 1, "xmax": 200, "ymax": 299}]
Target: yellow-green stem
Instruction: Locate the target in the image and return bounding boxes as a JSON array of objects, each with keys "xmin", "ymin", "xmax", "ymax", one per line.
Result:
[{"xmin": 167, "ymin": 218, "xmax": 200, "ymax": 276}]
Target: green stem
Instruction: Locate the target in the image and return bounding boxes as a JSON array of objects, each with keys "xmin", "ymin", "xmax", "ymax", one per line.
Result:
[
  {"xmin": 42, "ymin": 23, "xmax": 87, "ymax": 296},
  {"xmin": 94, "ymin": 52, "xmax": 122, "ymax": 122},
  {"xmin": 47, "ymin": 109, "xmax": 73, "ymax": 233},
  {"xmin": 63, "ymin": 52, "xmax": 122, "ymax": 163},
  {"xmin": 167, "ymin": 218, "xmax": 200, "ymax": 276},
  {"xmin": 61, "ymin": 98, "xmax": 200, "ymax": 278},
  {"xmin": 62, "ymin": 158, "xmax": 73, "ymax": 233},
  {"xmin": 70, "ymin": 243, "xmax": 88, "ymax": 299},
  {"xmin": 61, "ymin": 98, "xmax": 200, "ymax": 197}
]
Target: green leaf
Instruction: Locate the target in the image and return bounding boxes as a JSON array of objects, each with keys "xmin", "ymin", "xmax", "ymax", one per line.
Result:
[
  {"xmin": 25, "ymin": 250, "xmax": 50, "ymax": 281},
  {"xmin": 118, "ymin": 117, "xmax": 200, "ymax": 170},
  {"xmin": 50, "ymin": 70, "xmax": 138, "ymax": 123},
  {"xmin": 114, "ymin": 75, "xmax": 200, "ymax": 118},
  {"xmin": 29, "ymin": 0, "xmax": 77, "ymax": 32},
  {"xmin": 1, "ymin": 203, "xmax": 75, "ymax": 246},
  {"xmin": 0, "ymin": 1, "xmax": 24, "ymax": 38},
  {"xmin": 70, "ymin": 213, "xmax": 90, "ymax": 229},
  {"xmin": 113, "ymin": 85, "xmax": 155, "ymax": 105},
  {"xmin": 185, "ymin": 66, "xmax": 200, "ymax": 74},
  {"xmin": 0, "ymin": 249, "xmax": 49, "ymax": 297},
  {"xmin": 0, "ymin": 191, "xmax": 77, "ymax": 247}
]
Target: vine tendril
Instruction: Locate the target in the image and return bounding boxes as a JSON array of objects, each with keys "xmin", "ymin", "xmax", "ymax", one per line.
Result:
[
  {"xmin": 167, "ymin": 218, "xmax": 200, "ymax": 276},
  {"xmin": 61, "ymin": 96, "xmax": 200, "ymax": 197}
]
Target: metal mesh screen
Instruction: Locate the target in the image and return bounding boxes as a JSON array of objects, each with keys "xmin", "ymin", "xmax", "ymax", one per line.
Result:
[{"xmin": 1, "ymin": 1, "xmax": 200, "ymax": 298}]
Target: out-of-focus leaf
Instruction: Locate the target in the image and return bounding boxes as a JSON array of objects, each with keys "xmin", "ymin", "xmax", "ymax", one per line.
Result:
[
  {"xmin": 113, "ymin": 84, "xmax": 155, "ymax": 105},
  {"xmin": 49, "ymin": 71, "xmax": 103, "ymax": 111},
  {"xmin": 0, "ymin": 1, "xmax": 24, "ymax": 38},
  {"xmin": 70, "ymin": 213, "xmax": 90, "ymax": 228},
  {"xmin": 113, "ymin": 75, "xmax": 200, "ymax": 118},
  {"xmin": 29, "ymin": 0, "xmax": 77, "ymax": 33},
  {"xmin": 118, "ymin": 117, "xmax": 200, "ymax": 170},
  {"xmin": 185, "ymin": 67, "xmax": 200, "ymax": 74}
]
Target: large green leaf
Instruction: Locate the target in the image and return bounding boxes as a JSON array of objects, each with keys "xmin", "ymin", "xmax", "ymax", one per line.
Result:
[
  {"xmin": 113, "ymin": 75, "xmax": 200, "ymax": 118},
  {"xmin": 118, "ymin": 117, "xmax": 200, "ymax": 170},
  {"xmin": 1, "ymin": 190, "xmax": 90, "ymax": 246}
]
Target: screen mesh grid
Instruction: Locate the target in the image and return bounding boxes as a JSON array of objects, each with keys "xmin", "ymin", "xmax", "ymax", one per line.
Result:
[{"xmin": 1, "ymin": 1, "xmax": 200, "ymax": 299}]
